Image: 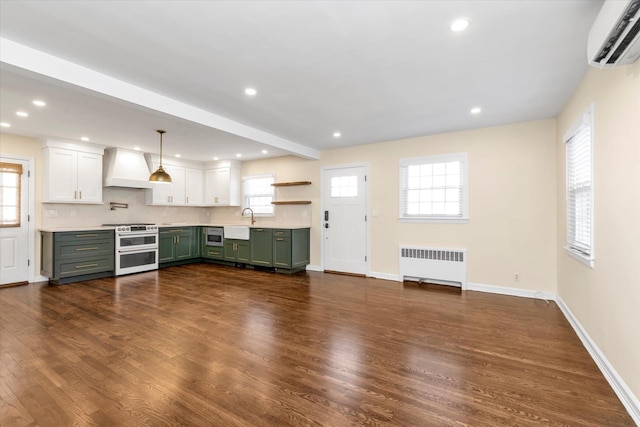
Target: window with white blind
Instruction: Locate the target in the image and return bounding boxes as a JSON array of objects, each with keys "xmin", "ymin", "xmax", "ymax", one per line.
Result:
[
  {"xmin": 242, "ymin": 174, "xmax": 274, "ymax": 216},
  {"xmin": 564, "ymin": 104, "xmax": 594, "ymax": 267},
  {"xmin": 399, "ymin": 153, "xmax": 468, "ymax": 222},
  {"xmin": 0, "ymin": 162, "xmax": 23, "ymax": 228}
]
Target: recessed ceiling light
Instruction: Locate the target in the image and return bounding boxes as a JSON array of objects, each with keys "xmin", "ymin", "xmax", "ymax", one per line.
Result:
[
  {"xmin": 213, "ymin": 156, "xmax": 219, "ymax": 161},
  {"xmin": 262, "ymin": 149, "xmax": 268, "ymax": 154},
  {"xmin": 236, "ymin": 153, "xmax": 242, "ymax": 158},
  {"xmin": 0, "ymin": 122, "xmax": 10, "ymax": 128},
  {"xmin": 470, "ymin": 107, "xmax": 482, "ymax": 114},
  {"xmin": 333, "ymin": 132, "xmax": 341, "ymax": 138},
  {"xmin": 450, "ymin": 18, "xmax": 470, "ymax": 32},
  {"xmin": 16, "ymin": 111, "xmax": 28, "ymax": 117},
  {"xmin": 133, "ymin": 146, "xmax": 141, "ymax": 151},
  {"xmin": 175, "ymin": 154, "xmax": 181, "ymax": 158},
  {"xmin": 245, "ymin": 88, "xmax": 257, "ymax": 96},
  {"xmin": 81, "ymin": 136, "xmax": 90, "ymax": 141},
  {"xmin": 32, "ymin": 100, "xmax": 46, "ymax": 107}
]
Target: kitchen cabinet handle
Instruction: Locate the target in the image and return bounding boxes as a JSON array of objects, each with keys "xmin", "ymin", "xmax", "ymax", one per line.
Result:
[
  {"xmin": 75, "ymin": 263, "xmax": 98, "ymax": 269},
  {"xmin": 75, "ymin": 247, "xmax": 98, "ymax": 251},
  {"xmin": 177, "ymin": 236, "xmax": 180, "ymax": 243},
  {"xmin": 275, "ymin": 238, "xmax": 285, "ymax": 241},
  {"xmin": 186, "ymin": 196, "xmax": 189, "ymax": 204},
  {"xmin": 256, "ymin": 228, "xmax": 264, "ymax": 231},
  {"xmin": 74, "ymin": 190, "xmax": 77, "ymax": 199},
  {"xmin": 76, "ymin": 234, "xmax": 98, "ymax": 237},
  {"xmin": 169, "ymin": 229, "xmax": 183, "ymax": 232},
  {"xmin": 79, "ymin": 191, "xmax": 82, "ymax": 200}
]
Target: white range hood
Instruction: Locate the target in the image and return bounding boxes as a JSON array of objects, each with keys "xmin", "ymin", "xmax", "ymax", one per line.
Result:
[{"xmin": 103, "ymin": 148, "xmax": 152, "ymax": 188}]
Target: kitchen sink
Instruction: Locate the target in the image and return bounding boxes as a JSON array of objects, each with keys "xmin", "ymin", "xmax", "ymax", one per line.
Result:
[{"xmin": 223, "ymin": 225, "xmax": 250, "ymax": 240}]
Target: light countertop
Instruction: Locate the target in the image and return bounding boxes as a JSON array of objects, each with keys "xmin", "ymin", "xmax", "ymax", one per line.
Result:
[{"xmin": 40, "ymin": 224, "xmax": 311, "ymax": 232}]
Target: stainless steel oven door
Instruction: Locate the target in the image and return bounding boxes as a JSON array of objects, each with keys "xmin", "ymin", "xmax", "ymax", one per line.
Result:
[
  {"xmin": 116, "ymin": 248, "xmax": 158, "ymax": 276},
  {"xmin": 116, "ymin": 233, "xmax": 158, "ymax": 250}
]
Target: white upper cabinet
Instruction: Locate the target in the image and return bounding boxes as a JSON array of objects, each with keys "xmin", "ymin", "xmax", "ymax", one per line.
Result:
[
  {"xmin": 204, "ymin": 160, "xmax": 241, "ymax": 206},
  {"xmin": 185, "ymin": 168, "xmax": 204, "ymax": 205},
  {"xmin": 144, "ymin": 156, "xmax": 240, "ymax": 207},
  {"xmin": 145, "ymin": 155, "xmax": 201, "ymax": 206},
  {"xmin": 145, "ymin": 162, "xmax": 186, "ymax": 205},
  {"xmin": 42, "ymin": 141, "xmax": 104, "ymax": 204}
]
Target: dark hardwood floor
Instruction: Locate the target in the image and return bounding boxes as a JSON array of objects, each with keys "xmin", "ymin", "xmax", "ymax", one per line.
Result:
[{"xmin": 0, "ymin": 264, "xmax": 633, "ymax": 426}]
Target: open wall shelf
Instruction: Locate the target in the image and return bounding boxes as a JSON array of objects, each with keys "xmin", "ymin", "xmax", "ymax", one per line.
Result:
[
  {"xmin": 271, "ymin": 181, "xmax": 312, "ymax": 187},
  {"xmin": 271, "ymin": 201, "xmax": 311, "ymax": 205},
  {"xmin": 272, "ymin": 181, "xmax": 312, "ymax": 204}
]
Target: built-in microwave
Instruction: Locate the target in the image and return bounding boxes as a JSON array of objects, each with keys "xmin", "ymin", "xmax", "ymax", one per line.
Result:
[{"xmin": 206, "ymin": 227, "xmax": 224, "ymax": 247}]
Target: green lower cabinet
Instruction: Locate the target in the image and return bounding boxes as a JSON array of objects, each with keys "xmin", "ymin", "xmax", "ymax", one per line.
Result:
[
  {"xmin": 273, "ymin": 233, "xmax": 291, "ymax": 268},
  {"xmin": 159, "ymin": 232, "xmax": 177, "ymax": 263},
  {"xmin": 202, "ymin": 245, "xmax": 224, "ymax": 259},
  {"xmin": 159, "ymin": 227, "xmax": 198, "ymax": 264},
  {"xmin": 158, "ymin": 226, "xmax": 309, "ymax": 272},
  {"xmin": 224, "ymin": 239, "xmax": 250, "ymax": 263},
  {"xmin": 40, "ymin": 229, "xmax": 115, "ymax": 284},
  {"xmin": 175, "ymin": 233, "xmax": 194, "ymax": 260},
  {"xmin": 250, "ymin": 228, "xmax": 273, "ymax": 267},
  {"xmin": 273, "ymin": 228, "xmax": 310, "ymax": 271}
]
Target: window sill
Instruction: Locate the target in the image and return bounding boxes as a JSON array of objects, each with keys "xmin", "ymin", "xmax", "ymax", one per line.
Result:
[
  {"xmin": 399, "ymin": 217, "xmax": 469, "ymax": 224},
  {"xmin": 565, "ymin": 247, "xmax": 594, "ymax": 268}
]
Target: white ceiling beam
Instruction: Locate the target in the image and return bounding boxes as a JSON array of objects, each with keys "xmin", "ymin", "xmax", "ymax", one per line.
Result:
[{"xmin": 0, "ymin": 37, "xmax": 320, "ymax": 160}]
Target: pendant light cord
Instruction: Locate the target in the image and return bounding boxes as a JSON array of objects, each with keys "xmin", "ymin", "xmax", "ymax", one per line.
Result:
[{"xmin": 157, "ymin": 130, "xmax": 166, "ymax": 167}]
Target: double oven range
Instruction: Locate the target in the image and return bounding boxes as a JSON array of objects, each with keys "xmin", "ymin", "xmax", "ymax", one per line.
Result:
[{"xmin": 103, "ymin": 223, "xmax": 159, "ymax": 276}]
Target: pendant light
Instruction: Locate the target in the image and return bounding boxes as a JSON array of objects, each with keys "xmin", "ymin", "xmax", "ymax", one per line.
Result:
[{"xmin": 149, "ymin": 130, "xmax": 172, "ymax": 183}]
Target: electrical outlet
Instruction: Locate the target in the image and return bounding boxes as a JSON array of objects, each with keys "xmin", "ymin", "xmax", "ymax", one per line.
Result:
[{"xmin": 514, "ymin": 273, "xmax": 520, "ymax": 281}]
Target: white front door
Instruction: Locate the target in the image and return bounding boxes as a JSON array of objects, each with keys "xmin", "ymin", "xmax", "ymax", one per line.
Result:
[
  {"xmin": 322, "ymin": 165, "xmax": 368, "ymax": 275},
  {"xmin": 0, "ymin": 158, "xmax": 30, "ymax": 285}
]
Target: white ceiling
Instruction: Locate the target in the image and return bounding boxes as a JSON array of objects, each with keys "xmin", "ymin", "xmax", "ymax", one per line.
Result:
[{"xmin": 0, "ymin": 0, "xmax": 603, "ymax": 162}]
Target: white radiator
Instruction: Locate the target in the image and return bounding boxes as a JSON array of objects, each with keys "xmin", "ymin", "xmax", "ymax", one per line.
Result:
[{"xmin": 399, "ymin": 246, "xmax": 467, "ymax": 289}]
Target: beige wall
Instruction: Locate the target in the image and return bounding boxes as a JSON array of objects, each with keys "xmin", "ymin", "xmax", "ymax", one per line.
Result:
[
  {"xmin": 238, "ymin": 119, "xmax": 558, "ymax": 292},
  {"xmin": 556, "ymin": 62, "xmax": 640, "ymax": 398}
]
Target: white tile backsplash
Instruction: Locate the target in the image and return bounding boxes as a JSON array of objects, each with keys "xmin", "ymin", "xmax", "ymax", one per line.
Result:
[{"xmin": 41, "ymin": 187, "xmax": 312, "ymax": 228}]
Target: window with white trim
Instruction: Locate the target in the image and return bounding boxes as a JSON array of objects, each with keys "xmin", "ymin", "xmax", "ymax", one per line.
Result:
[
  {"xmin": 564, "ymin": 104, "xmax": 594, "ymax": 267},
  {"xmin": 399, "ymin": 153, "xmax": 468, "ymax": 222},
  {"xmin": 242, "ymin": 174, "xmax": 274, "ymax": 215}
]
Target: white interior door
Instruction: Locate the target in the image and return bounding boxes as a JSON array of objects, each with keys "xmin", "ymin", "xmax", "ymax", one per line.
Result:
[
  {"xmin": 322, "ymin": 165, "xmax": 368, "ymax": 275},
  {"xmin": 0, "ymin": 158, "xmax": 29, "ymax": 285}
]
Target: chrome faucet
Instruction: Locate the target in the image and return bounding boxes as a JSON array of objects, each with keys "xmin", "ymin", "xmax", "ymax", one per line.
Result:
[{"xmin": 241, "ymin": 207, "xmax": 256, "ymax": 225}]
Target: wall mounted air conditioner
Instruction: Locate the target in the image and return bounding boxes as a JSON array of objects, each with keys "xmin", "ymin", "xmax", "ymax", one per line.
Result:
[{"xmin": 587, "ymin": 0, "xmax": 640, "ymax": 67}]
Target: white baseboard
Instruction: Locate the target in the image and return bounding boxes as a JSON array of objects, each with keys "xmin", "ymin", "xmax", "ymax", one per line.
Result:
[
  {"xmin": 368, "ymin": 271, "xmax": 402, "ymax": 282},
  {"xmin": 305, "ymin": 264, "xmax": 323, "ymax": 272},
  {"xmin": 556, "ymin": 297, "xmax": 640, "ymax": 425},
  {"xmin": 467, "ymin": 282, "xmax": 556, "ymax": 301}
]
